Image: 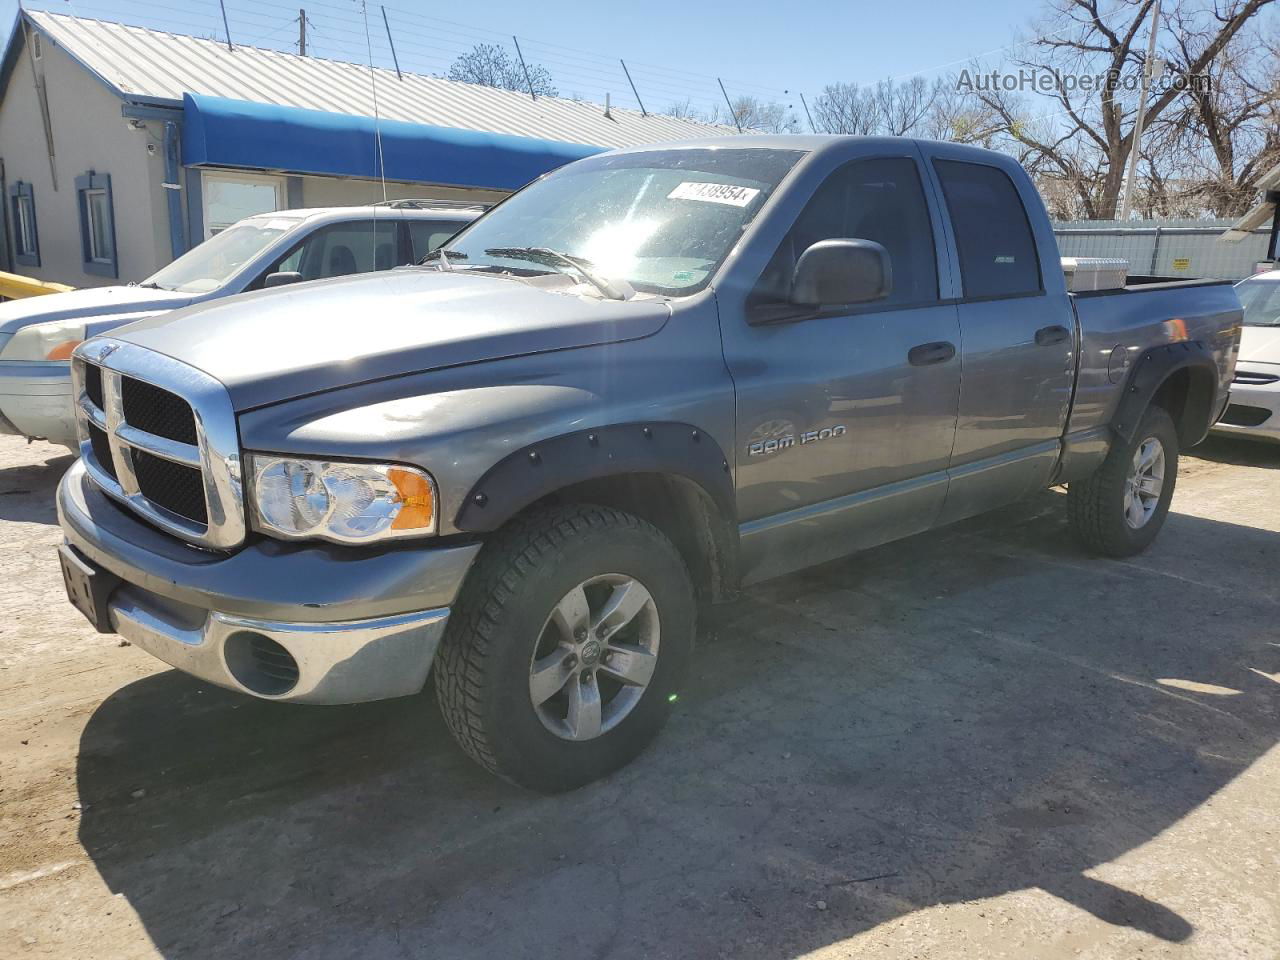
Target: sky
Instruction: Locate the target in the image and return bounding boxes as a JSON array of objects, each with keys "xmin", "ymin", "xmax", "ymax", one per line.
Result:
[{"xmin": 0, "ymin": 0, "xmax": 1041, "ymax": 123}]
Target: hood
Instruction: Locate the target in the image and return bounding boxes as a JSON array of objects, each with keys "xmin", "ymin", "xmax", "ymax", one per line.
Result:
[
  {"xmin": 1238, "ymin": 325, "xmax": 1280, "ymax": 365},
  {"xmin": 114, "ymin": 269, "xmax": 671, "ymax": 410},
  {"xmin": 0, "ymin": 285, "xmax": 193, "ymax": 336}
]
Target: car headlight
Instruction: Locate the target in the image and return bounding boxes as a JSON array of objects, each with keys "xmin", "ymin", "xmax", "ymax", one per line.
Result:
[
  {"xmin": 0, "ymin": 318, "xmax": 86, "ymax": 360},
  {"xmin": 248, "ymin": 455, "xmax": 438, "ymax": 543}
]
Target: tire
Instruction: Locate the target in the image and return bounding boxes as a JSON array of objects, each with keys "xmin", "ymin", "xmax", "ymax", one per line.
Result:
[
  {"xmin": 433, "ymin": 504, "xmax": 695, "ymax": 792},
  {"xmin": 1067, "ymin": 404, "xmax": 1179, "ymax": 557}
]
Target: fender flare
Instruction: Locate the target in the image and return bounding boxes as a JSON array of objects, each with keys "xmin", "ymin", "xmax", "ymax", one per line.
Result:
[
  {"xmin": 1111, "ymin": 340, "xmax": 1221, "ymax": 447},
  {"xmin": 454, "ymin": 421, "xmax": 736, "ymax": 533}
]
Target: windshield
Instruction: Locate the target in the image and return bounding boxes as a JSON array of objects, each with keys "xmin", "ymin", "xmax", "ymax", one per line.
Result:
[
  {"xmin": 1237, "ymin": 276, "xmax": 1280, "ymax": 327},
  {"xmin": 440, "ymin": 148, "xmax": 805, "ymax": 295},
  {"xmin": 144, "ymin": 219, "xmax": 298, "ymax": 294}
]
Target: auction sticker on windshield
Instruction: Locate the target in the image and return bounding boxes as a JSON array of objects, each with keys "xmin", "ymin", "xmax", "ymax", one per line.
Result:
[{"xmin": 668, "ymin": 182, "xmax": 761, "ymax": 207}]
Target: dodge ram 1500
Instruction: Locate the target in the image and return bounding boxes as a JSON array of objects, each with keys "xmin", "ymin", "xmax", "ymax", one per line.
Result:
[{"xmin": 56, "ymin": 136, "xmax": 1241, "ymax": 791}]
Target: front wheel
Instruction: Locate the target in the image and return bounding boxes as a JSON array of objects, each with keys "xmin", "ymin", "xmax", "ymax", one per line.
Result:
[
  {"xmin": 1067, "ymin": 405, "xmax": 1179, "ymax": 557},
  {"xmin": 433, "ymin": 504, "xmax": 695, "ymax": 792}
]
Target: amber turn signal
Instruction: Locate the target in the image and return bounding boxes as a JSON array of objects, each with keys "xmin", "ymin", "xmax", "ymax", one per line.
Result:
[
  {"xmin": 389, "ymin": 466, "xmax": 436, "ymax": 530},
  {"xmin": 46, "ymin": 340, "xmax": 84, "ymax": 361}
]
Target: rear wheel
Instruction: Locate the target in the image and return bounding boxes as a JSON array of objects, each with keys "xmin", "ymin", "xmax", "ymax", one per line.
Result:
[
  {"xmin": 433, "ymin": 504, "xmax": 695, "ymax": 792},
  {"xmin": 1067, "ymin": 405, "xmax": 1179, "ymax": 557}
]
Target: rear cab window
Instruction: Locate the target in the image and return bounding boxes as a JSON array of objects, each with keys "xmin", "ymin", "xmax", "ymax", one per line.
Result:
[{"xmin": 933, "ymin": 160, "xmax": 1042, "ymax": 299}]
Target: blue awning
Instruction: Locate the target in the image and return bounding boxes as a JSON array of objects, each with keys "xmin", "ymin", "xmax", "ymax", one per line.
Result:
[{"xmin": 180, "ymin": 93, "xmax": 604, "ymax": 190}]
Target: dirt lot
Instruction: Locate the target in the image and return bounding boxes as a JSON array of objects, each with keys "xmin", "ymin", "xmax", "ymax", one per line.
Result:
[{"xmin": 0, "ymin": 431, "xmax": 1277, "ymax": 960}]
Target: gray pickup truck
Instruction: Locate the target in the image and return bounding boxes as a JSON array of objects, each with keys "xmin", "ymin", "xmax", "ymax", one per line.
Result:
[{"xmin": 56, "ymin": 136, "xmax": 1241, "ymax": 792}]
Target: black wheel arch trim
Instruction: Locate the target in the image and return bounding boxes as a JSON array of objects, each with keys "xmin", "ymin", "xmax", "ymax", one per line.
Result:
[
  {"xmin": 1111, "ymin": 340, "xmax": 1222, "ymax": 447},
  {"xmin": 454, "ymin": 422, "xmax": 737, "ymax": 534}
]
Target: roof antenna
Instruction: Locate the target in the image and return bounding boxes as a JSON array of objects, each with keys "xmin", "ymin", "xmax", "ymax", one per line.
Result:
[{"xmin": 359, "ymin": 0, "xmax": 387, "ymax": 202}]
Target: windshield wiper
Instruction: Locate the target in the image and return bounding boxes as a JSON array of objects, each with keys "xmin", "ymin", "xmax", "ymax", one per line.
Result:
[
  {"xmin": 136, "ymin": 281, "xmax": 165, "ymax": 290},
  {"xmin": 419, "ymin": 248, "xmax": 469, "ymax": 269},
  {"xmin": 484, "ymin": 247, "xmax": 632, "ymax": 301}
]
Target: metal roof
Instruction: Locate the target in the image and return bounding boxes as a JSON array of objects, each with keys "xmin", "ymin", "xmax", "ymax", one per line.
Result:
[{"xmin": 21, "ymin": 11, "xmax": 739, "ymax": 149}]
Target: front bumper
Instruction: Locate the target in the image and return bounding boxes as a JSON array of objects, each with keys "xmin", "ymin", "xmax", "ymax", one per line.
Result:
[
  {"xmin": 0, "ymin": 360, "xmax": 76, "ymax": 447},
  {"xmin": 1210, "ymin": 365, "xmax": 1280, "ymax": 443},
  {"xmin": 58, "ymin": 460, "xmax": 482, "ymax": 703}
]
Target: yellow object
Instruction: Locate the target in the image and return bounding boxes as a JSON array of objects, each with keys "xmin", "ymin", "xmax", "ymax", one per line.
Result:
[
  {"xmin": 388, "ymin": 467, "xmax": 436, "ymax": 531},
  {"xmin": 45, "ymin": 339, "xmax": 83, "ymax": 360},
  {"xmin": 1172, "ymin": 257, "xmax": 1191, "ymax": 271},
  {"xmin": 0, "ymin": 270, "xmax": 74, "ymax": 299}
]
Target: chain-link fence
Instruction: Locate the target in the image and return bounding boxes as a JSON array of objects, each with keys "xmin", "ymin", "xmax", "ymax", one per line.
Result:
[{"xmin": 1052, "ymin": 218, "xmax": 1273, "ymax": 281}]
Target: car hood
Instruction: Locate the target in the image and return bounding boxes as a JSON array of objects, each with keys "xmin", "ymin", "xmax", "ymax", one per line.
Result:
[
  {"xmin": 0, "ymin": 285, "xmax": 193, "ymax": 336},
  {"xmin": 1238, "ymin": 325, "xmax": 1280, "ymax": 365},
  {"xmin": 113, "ymin": 269, "xmax": 671, "ymax": 410}
]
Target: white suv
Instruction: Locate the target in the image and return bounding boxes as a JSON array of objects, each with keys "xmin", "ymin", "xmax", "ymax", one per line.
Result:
[{"xmin": 0, "ymin": 201, "xmax": 481, "ymax": 447}]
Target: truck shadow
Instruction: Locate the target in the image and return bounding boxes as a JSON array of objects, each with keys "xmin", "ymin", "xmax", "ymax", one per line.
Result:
[
  {"xmin": 0, "ymin": 448, "xmax": 74, "ymax": 525},
  {"xmin": 74, "ymin": 495, "xmax": 1279, "ymax": 959},
  {"xmin": 1189, "ymin": 434, "xmax": 1280, "ymax": 468}
]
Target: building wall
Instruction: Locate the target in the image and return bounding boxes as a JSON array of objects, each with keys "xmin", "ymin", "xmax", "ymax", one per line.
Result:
[
  {"xmin": 0, "ymin": 26, "xmax": 169, "ymax": 287},
  {"xmin": 293, "ymin": 174, "xmax": 505, "ymax": 209}
]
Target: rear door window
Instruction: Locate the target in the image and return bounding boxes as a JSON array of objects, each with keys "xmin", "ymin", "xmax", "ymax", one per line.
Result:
[
  {"xmin": 933, "ymin": 160, "xmax": 1041, "ymax": 298},
  {"xmin": 274, "ymin": 220, "xmax": 400, "ymax": 281},
  {"xmin": 409, "ymin": 220, "xmax": 464, "ymax": 260}
]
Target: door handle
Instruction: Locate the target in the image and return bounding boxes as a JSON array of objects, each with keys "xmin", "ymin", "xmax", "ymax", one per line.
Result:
[
  {"xmin": 1035, "ymin": 324, "xmax": 1071, "ymax": 346},
  {"xmin": 908, "ymin": 341, "xmax": 956, "ymax": 366}
]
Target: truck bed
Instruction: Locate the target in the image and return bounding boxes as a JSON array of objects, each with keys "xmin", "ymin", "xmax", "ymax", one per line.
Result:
[{"xmin": 1067, "ymin": 278, "xmax": 1241, "ymax": 439}]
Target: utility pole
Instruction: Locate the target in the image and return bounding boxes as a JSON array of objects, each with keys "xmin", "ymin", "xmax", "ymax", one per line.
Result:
[
  {"xmin": 297, "ymin": 9, "xmax": 306, "ymax": 56},
  {"xmin": 381, "ymin": 6, "xmax": 402, "ymax": 80},
  {"xmin": 1118, "ymin": 0, "xmax": 1161, "ymax": 220},
  {"xmin": 513, "ymin": 36, "xmax": 537, "ymax": 101},
  {"xmin": 718, "ymin": 78, "xmax": 741, "ymax": 133},
  {"xmin": 620, "ymin": 60, "xmax": 646, "ymax": 116},
  {"xmin": 217, "ymin": 0, "xmax": 233, "ymax": 51},
  {"xmin": 798, "ymin": 92, "xmax": 816, "ymax": 133}
]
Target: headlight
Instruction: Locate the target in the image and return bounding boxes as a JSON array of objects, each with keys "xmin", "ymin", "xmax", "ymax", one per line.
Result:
[
  {"xmin": 248, "ymin": 455, "xmax": 438, "ymax": 543},
  {"xmin": 0, "ymin": 319, "xmax": 86, "ymax": 360}
]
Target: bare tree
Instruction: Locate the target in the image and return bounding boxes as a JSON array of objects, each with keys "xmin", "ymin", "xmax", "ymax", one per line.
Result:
[
  {"xmin": 811, "ymin": 82, "xmax": 879, "ymax": 134},
  {"xmin": 1149, "ymin": 4, "xmax": 1280, "ymax": 214},
  {"xmin": 724, "ymin": 95, "xmax": 801, "ymax": 133},
  {"xmin": 963, "ymin": 0, "xmax": 1276, "ymax": 219},
  {"xmin": 873, "ymin": 77, "xmax": 942, "ymax": 135},
  {"xmin": 665, "ymin": 98, "xmax": 710, "ymax": 122},
  {"xmin": 448, "ymin": 43, "xmax": 558, "ymax": 97}
]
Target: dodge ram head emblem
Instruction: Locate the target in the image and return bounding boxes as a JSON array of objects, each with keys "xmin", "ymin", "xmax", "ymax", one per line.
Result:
[{"xmin": 748, "ymin": 424, "xmax": 847, "ymax": 457}]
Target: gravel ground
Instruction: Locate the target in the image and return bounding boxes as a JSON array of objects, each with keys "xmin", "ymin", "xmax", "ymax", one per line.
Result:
[{"xmin": 0, "ymin": 431, "xmax": 1277, "ymax": 960}]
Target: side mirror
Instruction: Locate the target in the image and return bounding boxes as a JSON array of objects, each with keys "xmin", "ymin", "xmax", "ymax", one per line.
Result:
[
  {"xmin": 263, "ymin": 271, "xmax": 303, "ymax": 289},
  {"xmin": 791, "ymin": 239, "xmax": 892, "ymax": 307}
]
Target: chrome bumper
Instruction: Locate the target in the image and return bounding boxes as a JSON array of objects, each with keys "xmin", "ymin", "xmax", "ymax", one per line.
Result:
[
  {"xmin": 1210, "ymin": 371, "xmax": 1280, "ymax": 443},
  {"xmin": 108, "ymin": 584, "xmax": 449, "ymax": 703},
  {"xmin": 0, "ymin": 360, "xmax": 76, "ymax": 447},
  {"xmin": 58, "ymin": 459, "xmax": 482, "ymax": 704}
]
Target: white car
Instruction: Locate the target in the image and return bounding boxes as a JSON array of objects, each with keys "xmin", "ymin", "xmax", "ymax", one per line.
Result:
[
  {"xmin": 1214, "ymin": 269, "xmax": 1280, "ymax": 442},
  {"xmin": 0, "ymin": 201, "xmax": 480, "ymax": 447}
]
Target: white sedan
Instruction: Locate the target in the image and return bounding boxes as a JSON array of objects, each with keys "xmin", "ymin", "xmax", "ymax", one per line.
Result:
[
  {"xmin": 0, "ymin": 202, "xmax": 478, "ymax": 447},
  {"xmin": 1213, "ymin": 269, "xmax": 1280, "ymax": 442}
]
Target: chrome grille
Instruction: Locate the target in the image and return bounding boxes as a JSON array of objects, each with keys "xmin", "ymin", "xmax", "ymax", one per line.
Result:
[
  {"xmin": 121, "ymin": 377, "xmax": 199, "ymax": 444},
  {"xmin": 71, "ymin": 339, "xmax": 245, "ymax": 550}
]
